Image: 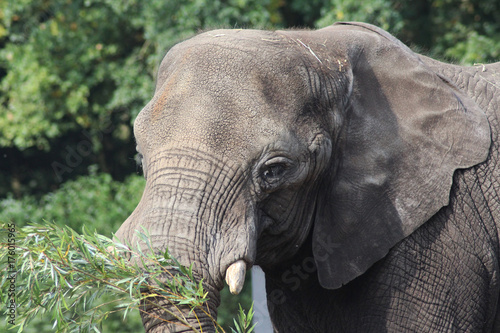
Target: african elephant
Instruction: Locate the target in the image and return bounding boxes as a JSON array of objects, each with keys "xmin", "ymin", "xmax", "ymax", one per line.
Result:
[{"xmin": 116, "ymin": 22, "xmax": 500, "ymax": 332}]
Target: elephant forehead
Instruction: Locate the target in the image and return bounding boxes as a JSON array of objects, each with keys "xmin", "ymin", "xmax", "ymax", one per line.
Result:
[
  {"xmin": 155, "ymin": 30, "xmax": 312, "ymax": 101},
  {"xmin": 135, "ymin": 35, "xmax": 312, "ymax": 157},
  {"xmin": 157, "ymin": 29, "xmax": 289, "ymax": 78},
  {"xmin": 137, "ymin": 86, "xmax": 293, "ymax": 159}
]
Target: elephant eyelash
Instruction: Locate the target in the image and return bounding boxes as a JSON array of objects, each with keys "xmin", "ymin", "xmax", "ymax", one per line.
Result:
[
  {"xmin": 135, "ymin": 153, "xmax": 146, "ymax": 179},
  {"xmin": 135, "ymin": 153, "xmax": 144, "ymax": 167}
]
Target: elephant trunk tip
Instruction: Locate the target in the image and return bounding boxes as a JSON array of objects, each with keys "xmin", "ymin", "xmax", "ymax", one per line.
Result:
[{"xmin": 225, "ymin": 260, "xmax": 246, "ymax": 295}]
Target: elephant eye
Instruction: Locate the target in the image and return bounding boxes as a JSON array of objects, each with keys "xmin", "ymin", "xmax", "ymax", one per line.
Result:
[
  {"xmin": 261, "ymin": 163, "xmax": 286, "ymax": 184},
  {"xmin": 258, "ymin": 156, "xmax": 294, "ymax": 191}
]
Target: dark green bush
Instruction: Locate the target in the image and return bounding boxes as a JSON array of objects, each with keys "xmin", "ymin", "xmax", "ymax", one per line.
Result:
[{"xmin": 0, "ymin": 170, "xmax": 145, "ymax": 235}]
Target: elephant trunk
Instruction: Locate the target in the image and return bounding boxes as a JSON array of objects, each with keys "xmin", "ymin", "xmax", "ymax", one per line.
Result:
[
  {"xmin": 116, "ymin": 149, "xmax": 255, "ymax": 332},
  {"xmin": 139, "ymin": 259, "xmax": 248, "ymax": 332},
  {"xmin": 140, "ymin": 279, "xmax": 220, "ymax": 333}
]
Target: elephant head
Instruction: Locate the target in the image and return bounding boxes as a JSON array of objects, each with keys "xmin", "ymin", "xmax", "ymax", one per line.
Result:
[{"xmin": 116, "ymin": 22, "xmax": 490, "ymax": 332}]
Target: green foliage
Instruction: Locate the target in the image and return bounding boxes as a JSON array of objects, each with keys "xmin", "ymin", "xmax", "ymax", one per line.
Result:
[
  {"xmin": 426, "ymin": 0, "xmax": 500, "ymax": 64},
  {"xmin": 0, "ymin": 0, "xmax": 148, "ymax": 150},
  {"xmin": 317, "ymin": 0, "xmax": 404, "ymax": 33},
  {"xmin": 0, "ymin": 222, "xmax": 254, "ymax": 333},
  {"xmin": 0, "ymin": 172, "xmax": 146, "ymax": 236},
  {"xmin": 317, "ymin": 0, "xmax": 500, "ymax": 64},
  {"xmin": 231, "ymin": 304, "xmax": 256, "ymax": 333},
  {"xmin": 441, "ymin": 26, "xmax": 500, "ymax": 65}
]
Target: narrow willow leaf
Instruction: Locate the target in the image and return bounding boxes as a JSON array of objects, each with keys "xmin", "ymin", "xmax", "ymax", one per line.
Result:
[{"xmin": 0, "ymin": 222, "xmax": 255, "ymax": 333}]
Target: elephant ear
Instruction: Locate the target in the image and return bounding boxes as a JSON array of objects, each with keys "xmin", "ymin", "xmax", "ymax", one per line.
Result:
[{"xmin": 313, "ymin": 22, "xmax": 491, "ymax": 289}]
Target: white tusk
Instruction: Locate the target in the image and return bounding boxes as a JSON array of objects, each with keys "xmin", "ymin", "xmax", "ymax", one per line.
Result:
[{"xmin": 225, "ymin": 260, "xmax": 246, "ymax": 295}]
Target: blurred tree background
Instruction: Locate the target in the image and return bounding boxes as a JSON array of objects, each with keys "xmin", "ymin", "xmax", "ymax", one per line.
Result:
[{"xmin": 0, "ymin": 0, "xmax": 498, "ymax": 332}]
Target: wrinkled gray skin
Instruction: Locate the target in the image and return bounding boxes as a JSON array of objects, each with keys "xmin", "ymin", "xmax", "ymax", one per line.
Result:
[{"xmin": 116, "ymin": 22, "xmax": 500, "ymax": 332}]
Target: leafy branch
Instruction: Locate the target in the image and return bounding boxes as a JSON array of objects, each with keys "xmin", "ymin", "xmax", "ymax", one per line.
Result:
[
  {"xmin": 231, "ymin": 304, "xmax": 256, "ymax": 333},
  {"xmin": 0, "ymin": 222, "xmax": 254, "ymax": 333}
]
